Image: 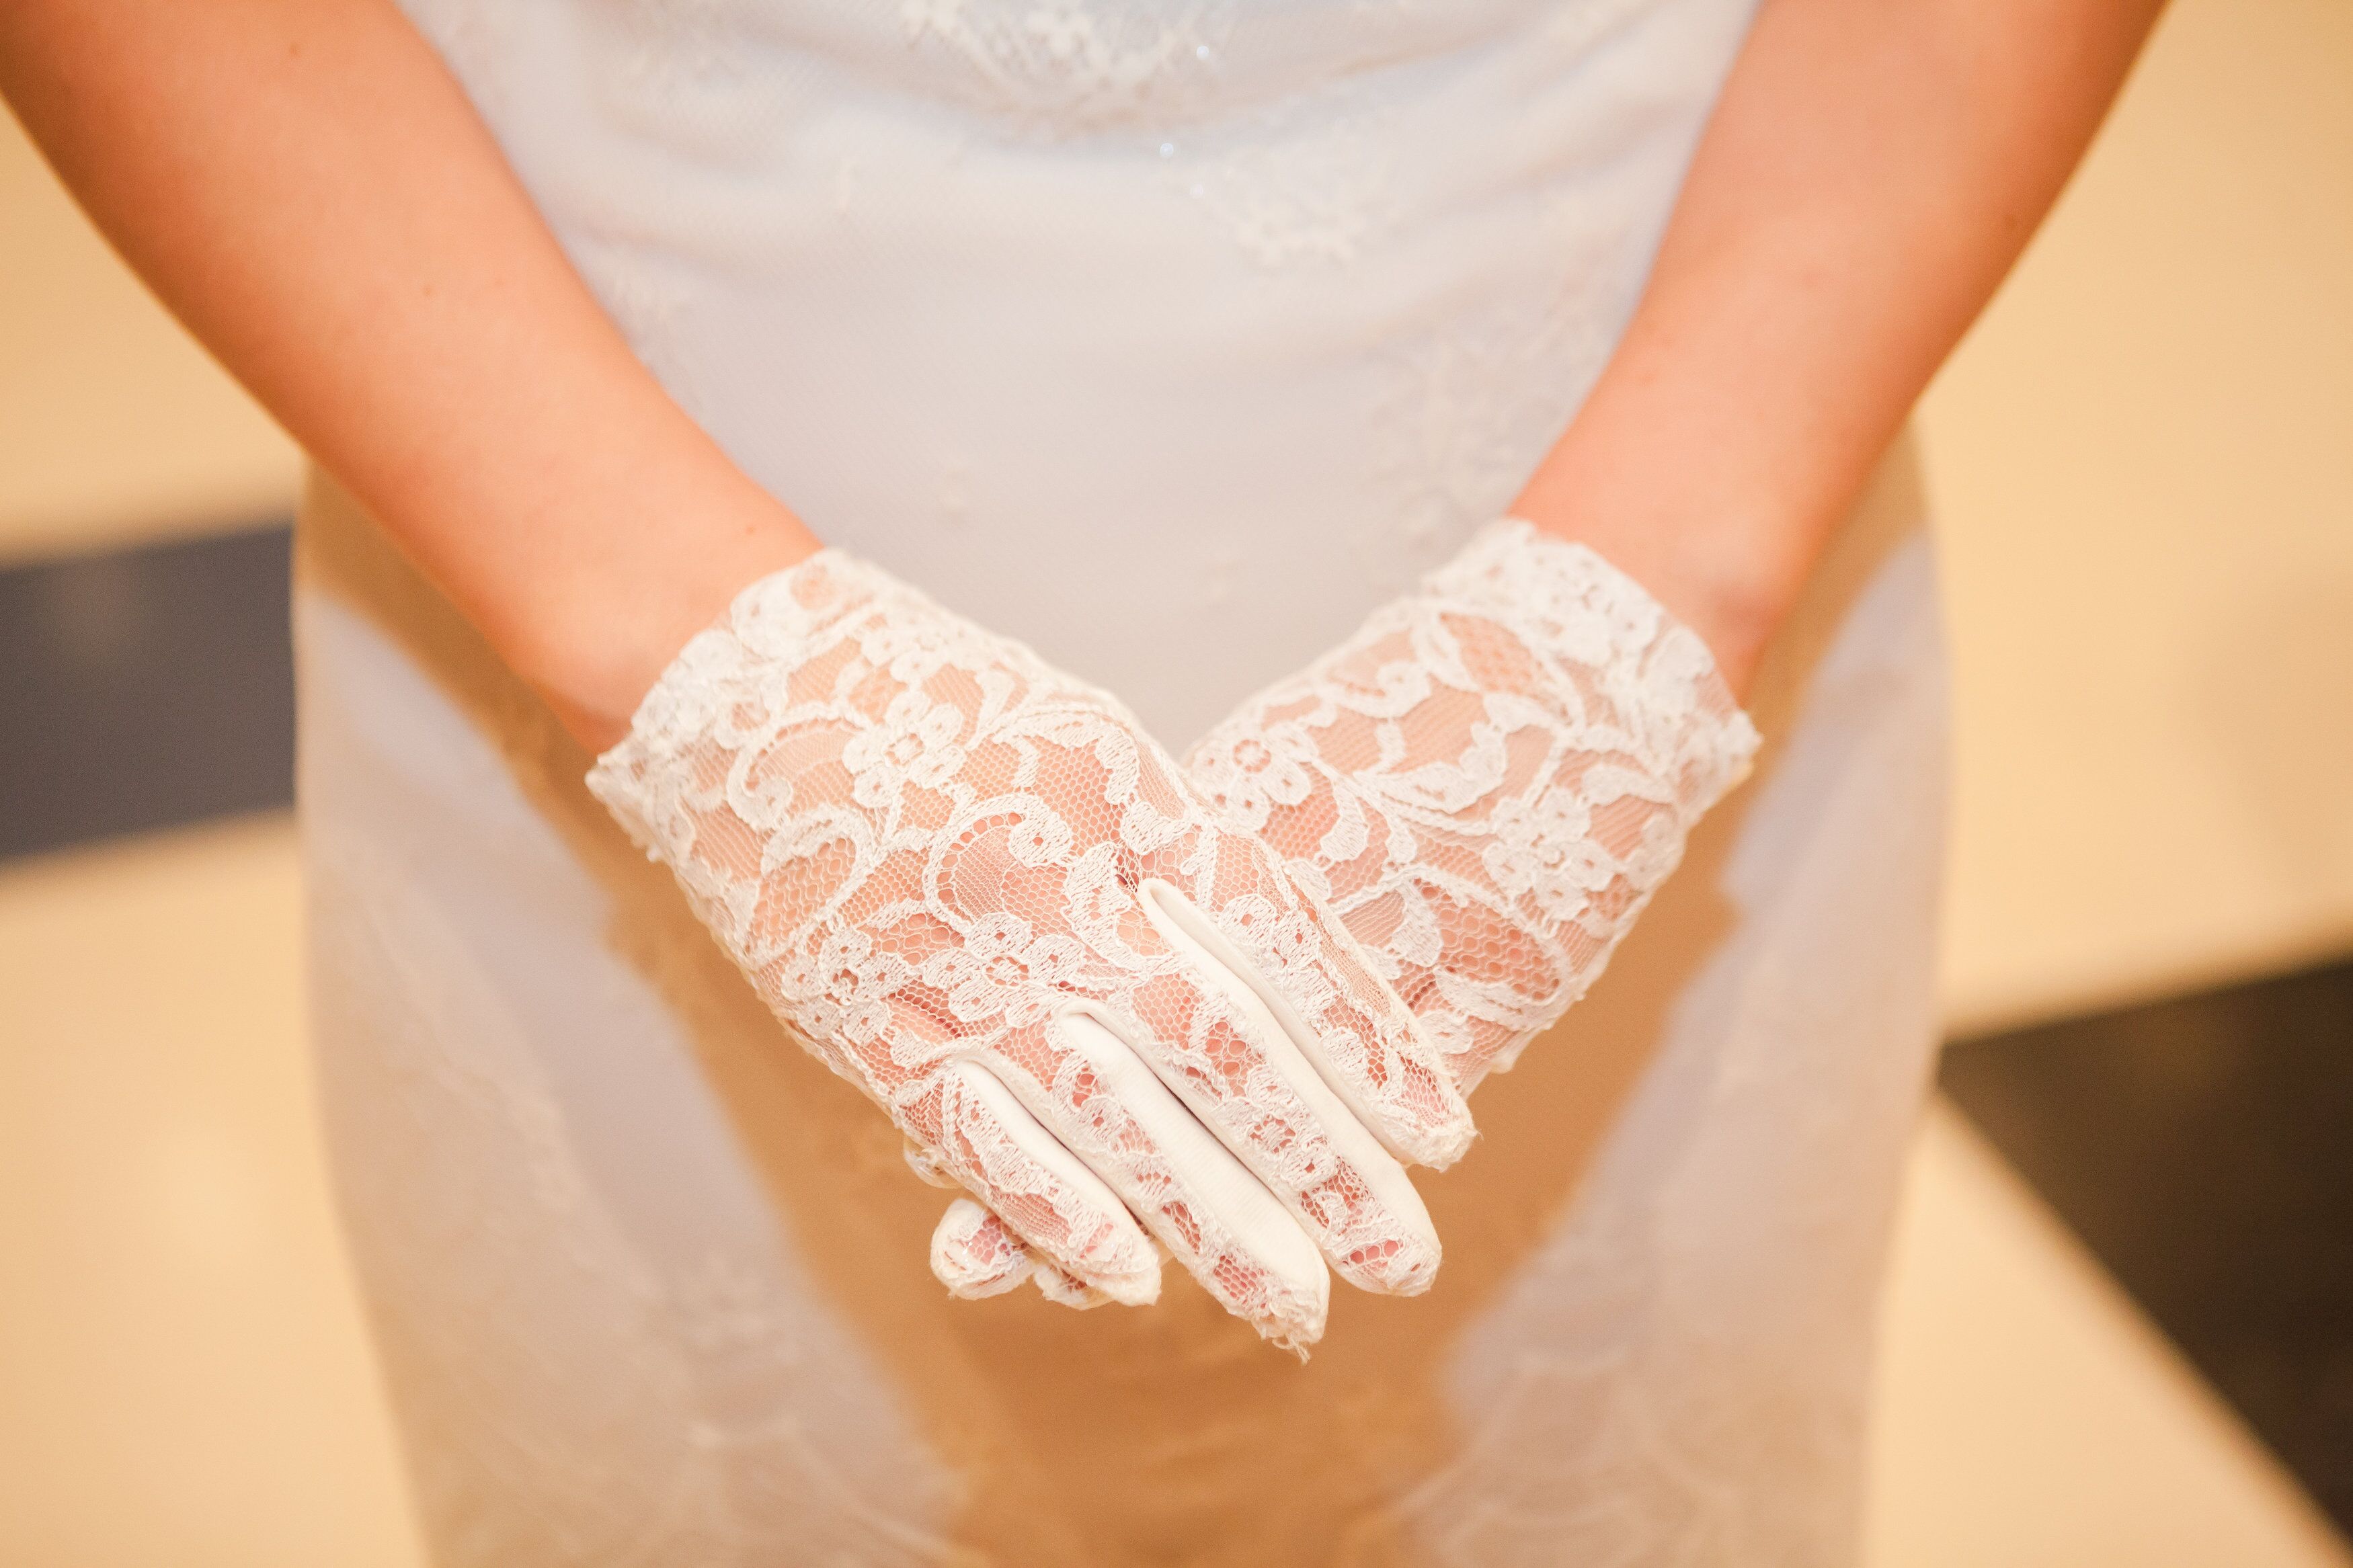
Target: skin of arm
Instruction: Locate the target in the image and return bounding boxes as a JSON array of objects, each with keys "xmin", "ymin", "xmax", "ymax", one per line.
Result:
[
  {"xmin": 0, "ymin": 0, "xmax": 817, "ymax": 751},
  {"xmin": 1, "ymin": 0, "xmax": 2163, "ymax": 736},
  {"xmin": 1517, "ymin": 0, "xmax": 2165, "ymax": 694}
]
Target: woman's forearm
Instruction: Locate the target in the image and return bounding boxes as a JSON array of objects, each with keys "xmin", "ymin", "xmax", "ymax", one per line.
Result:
[
  {"xmin": 1517, "ymin": 0, "xmax": 2163, "ymax": 692},
  {"xmin": 0, "ymin": 0, "xmax": 816, "ymax": 747}
]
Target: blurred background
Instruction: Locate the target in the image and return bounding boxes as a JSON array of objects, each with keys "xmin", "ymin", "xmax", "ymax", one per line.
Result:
[{"xmin": 3, "ymin": 0, "xmax": 2348, "ymax": 1561}]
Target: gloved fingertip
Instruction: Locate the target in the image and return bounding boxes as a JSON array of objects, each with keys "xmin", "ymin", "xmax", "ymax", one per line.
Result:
[
  {"xmin": 1328, "ymin": 1228, "xmax": 1442, "ymax": 1299},
  {"xmin": 1400, "ymin": 1108, "xmax": 1479, "ymax": 1172},
  {"xmin": 930, "ymin": 1197, "xmax": 1037, "ymax": 1300},
  {"xmin": 1033, "ymin": 1268, "xmax": 1115, "ymax": 1309}
]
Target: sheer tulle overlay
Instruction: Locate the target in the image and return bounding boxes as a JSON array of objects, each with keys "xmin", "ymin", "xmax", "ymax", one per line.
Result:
[{"xmin": 300, "ymin": 0, "xmax": 1948, "ymax": 1561}]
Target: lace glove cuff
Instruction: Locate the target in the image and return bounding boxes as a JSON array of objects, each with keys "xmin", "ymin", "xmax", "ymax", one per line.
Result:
[
  {"xmin": 1427, "ymin": 518, "xmax": 1759, "ymax": 845},
  {"xmin": 1191, "ymin": 518, "xmax": 1761, "ymax": 1090}
]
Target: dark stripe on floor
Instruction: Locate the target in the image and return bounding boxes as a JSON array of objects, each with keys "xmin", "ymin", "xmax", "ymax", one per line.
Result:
[
  {"xmin": 1943, "ymin": 962, "xmax": 2353, "ymax": 1534},
  {"xmin": 0, "ymin": 523, "xmax": 294, "ymax": 859}
]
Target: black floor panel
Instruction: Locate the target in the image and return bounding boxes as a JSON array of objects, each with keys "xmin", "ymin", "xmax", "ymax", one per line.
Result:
[
  {"xmin": 0, "ymin": 524, "xmax": 295, "ymax": 859},
  {"xmin": 1944, "ymin": 962, "xmax": 2353, "ymax": 1533}
]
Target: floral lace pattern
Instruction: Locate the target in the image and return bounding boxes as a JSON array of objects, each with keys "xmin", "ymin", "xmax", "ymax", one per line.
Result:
[
  {"xmin": 587, "ymin": 550, "xmax": 1473, "ymax": 1348},
  {"xmin": 930, "ymin": 522, "xmax": 1759, "ymax": 1301},
  {"xmin": 1193, "ymin": 520, "xmax": 1759, "ymax": 1089}
]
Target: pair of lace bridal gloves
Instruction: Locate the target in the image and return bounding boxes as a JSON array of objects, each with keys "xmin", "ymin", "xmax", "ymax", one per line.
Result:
[{"xmin": 588, "ymin": 521, "xmax": 1759, "ymax": 1351}]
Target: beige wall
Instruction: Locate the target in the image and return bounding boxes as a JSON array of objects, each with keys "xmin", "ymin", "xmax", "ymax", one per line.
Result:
[
  {"xmin": 1920, "ymin": 0, "xmax": 2353, "ymax": 1032},
  {"xmin": 5, "ymin": 0, "xmax": 2350, "ymax": 1033},
  {"xmin": 0, "ymin": 110, "xmax": 301, "ymax": 561}
]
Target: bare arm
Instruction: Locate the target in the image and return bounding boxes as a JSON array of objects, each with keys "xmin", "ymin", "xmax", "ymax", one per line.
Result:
[
  {"xmin": 1519, "ymin": 0, "xmax": 2164, "ymax": 693},
  {"xmin": 1, "ymin": 0, "xmax": 2162, "ymax": 730},
  {"xmin": 0, "ymin": 0, "xmax": 817, "ymax": 747}
]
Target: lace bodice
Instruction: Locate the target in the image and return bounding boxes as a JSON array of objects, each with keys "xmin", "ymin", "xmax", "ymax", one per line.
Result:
[{"xmin": 395, "ymin": 0, "xmax": 1761, "ymax": 746}]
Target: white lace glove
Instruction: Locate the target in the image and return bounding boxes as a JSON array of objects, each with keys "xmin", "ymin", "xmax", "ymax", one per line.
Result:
[
  {"xmin": 587, "ymin": 550, "xmax": 1475, "ymax": 1351},
  {"xmin": 929, "ymin": 520, "xmax": 1759, "ymax": 1307}
]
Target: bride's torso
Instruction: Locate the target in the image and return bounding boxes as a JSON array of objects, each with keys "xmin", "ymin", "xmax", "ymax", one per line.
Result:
[
  {"xmin": 398, "ymin": 0, "xmax": 1757, "ymax": 743},
  {"xmin": 305, "ymin": 6, "xmax": 1951, "ymax": 1561}
]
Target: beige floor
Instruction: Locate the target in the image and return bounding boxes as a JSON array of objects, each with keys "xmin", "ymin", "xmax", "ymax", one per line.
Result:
[
  {"xmin": 4, "ymin": 0, "xmax": 2352, "ymax": 1559},
  {"xmin": 1, "ymin": 816, "xmax": 2346, "ymax": 1567}
]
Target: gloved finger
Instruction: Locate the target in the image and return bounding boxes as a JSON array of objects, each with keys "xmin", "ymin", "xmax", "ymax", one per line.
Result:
[
  {"xmin": 939, "ymin": 1013, "xmax": 1330, "ymax": 1344},
  {"xmin": 1096, "ymin": 885, "xmax": 1445, "ymax": 1300},
  {"xmin": 1099, "ymin": 713, "xmax": 1473, "ymax": 1167},
  {"xmin": 1032, "ymin": 1266, "xmax": 1115, "ymax": 1308},
  {"xmin": 930, "ymin": 1196, "xmax": 1041, "ymax": 1298},
  {"xmin": 1145, "ymin": 852, "xmax": 1474, "ymax": 1170},
  {"xmin": 931, "ymin": 1198, "xmax": 1112, "ymax": 1308},
  {"xmin": 920, "ymin": 1059, "xmax": 1162, "ymax": 1307},
  {"xmin": 1019, "ymin": 1007, "xmax": 1331, "ymax": 1348}
]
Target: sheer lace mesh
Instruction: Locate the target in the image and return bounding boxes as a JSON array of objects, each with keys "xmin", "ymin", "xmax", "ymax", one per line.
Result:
[
  {"xmin": 588, "ymin": 550, "xmax": 1472, "ymax": 1348},
  {"xmin": 1192, "ymin": 520, "xmax": 1759, "ymax": 1089},
  {"xmin": 931, "ymin": 522, "xmax": 1759, "ymax": 1299}
]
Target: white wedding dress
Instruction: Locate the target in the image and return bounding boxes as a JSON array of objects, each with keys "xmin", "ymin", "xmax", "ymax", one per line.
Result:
[{"xmin": 294, "ymin": 1, "xmax": 1950, "ymax": 1561}]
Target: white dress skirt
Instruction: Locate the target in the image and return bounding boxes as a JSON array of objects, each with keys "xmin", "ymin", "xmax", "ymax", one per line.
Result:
[{"xmin": 295, "ymin": 1, "xmax": 1951, "ymax": 1560}]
